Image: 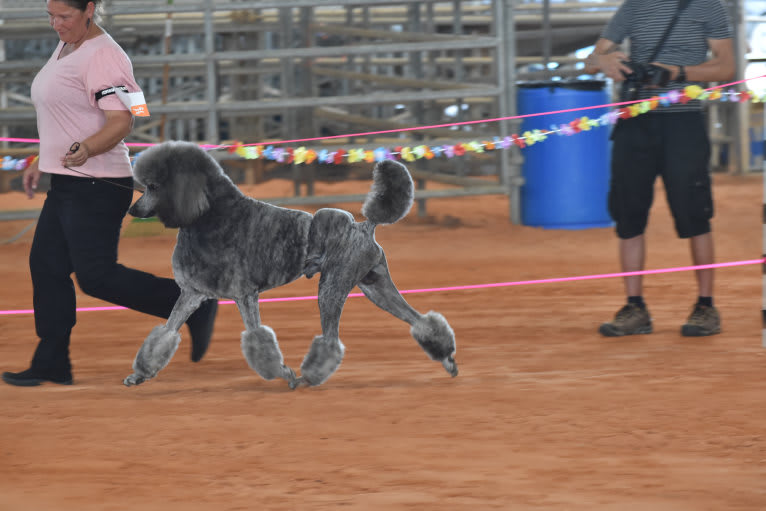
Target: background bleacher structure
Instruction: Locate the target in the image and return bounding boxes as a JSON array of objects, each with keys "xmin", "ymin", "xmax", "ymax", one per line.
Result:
[{"xmin": 0, "ymin": 0, "xmax": 762, "ymax": 223}]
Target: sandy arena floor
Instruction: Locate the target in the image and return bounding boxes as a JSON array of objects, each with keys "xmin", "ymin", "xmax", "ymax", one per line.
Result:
[{"xmin": 0, "ymin": 172, "xmax": 764, "ymax": 510}]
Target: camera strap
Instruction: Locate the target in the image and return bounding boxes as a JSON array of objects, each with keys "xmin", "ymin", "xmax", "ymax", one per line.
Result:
[{"xmin": 646, "ymin": 0, "xmax": 692, "ymax": 63}]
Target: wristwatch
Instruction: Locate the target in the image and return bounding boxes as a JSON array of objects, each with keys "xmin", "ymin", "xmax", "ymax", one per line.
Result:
[{"xmin": 678, "ymin": 65, "xmax": 687, "ymax": 82}]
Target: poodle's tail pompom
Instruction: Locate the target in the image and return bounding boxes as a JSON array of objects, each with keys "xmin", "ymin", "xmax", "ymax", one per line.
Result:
[
  {"xmin": 411, "ymin": 311, "xmax": 458, "ymax": 377},
  {"xmin": 299, "ymin": 335, "xmax": 345, "ymax": 386},
  {"xmin": 361, "ymin": 159, "xmax": 414, "ymax": 225}
]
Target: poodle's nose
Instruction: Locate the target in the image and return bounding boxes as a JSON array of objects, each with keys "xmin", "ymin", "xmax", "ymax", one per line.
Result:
[
  {"xmin": 127, "ymin": 202, "xmax": 141, "ymax": 217},
  {"xmin": 128, "ymin": 197, "xmax": 155, "ymax": 218}
]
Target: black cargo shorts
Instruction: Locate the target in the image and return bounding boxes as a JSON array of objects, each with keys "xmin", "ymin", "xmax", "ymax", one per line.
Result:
[{"xmin": 608, "ymin": 111, "xmax": 713, "ymax": 239}]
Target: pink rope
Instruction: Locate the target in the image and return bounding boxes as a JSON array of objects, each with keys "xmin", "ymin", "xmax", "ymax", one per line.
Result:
[
  {"xmin": 2, "ymin": 75, "xmax": 764, "ymax": 149},
  {"xmin": 236, "ymin": 77, "xmax": 763, "ymax": 147},
  {"xmin": 0, "ymin": 258, "xmax": 761, "ymax": 316}
]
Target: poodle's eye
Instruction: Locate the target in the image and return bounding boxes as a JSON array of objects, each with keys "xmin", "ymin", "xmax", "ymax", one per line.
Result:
[{"xmin": 147, "ymin": 183, "xmax": 158, "ymax": 191}]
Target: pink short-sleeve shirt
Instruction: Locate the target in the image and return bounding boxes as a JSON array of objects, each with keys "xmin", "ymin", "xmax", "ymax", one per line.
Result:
[{"xmin": 31, "ymin": 33, "xmax": 140, "ymax": 178}]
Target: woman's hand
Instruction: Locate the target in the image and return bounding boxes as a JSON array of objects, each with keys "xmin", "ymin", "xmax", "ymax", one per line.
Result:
[
  {"xmin": 23, "ymin": 157, "xmax": 41, "ymax": 199},
  {"xmin": 61, "ymin": 141, "xmax": 90, "ymax": 168}
]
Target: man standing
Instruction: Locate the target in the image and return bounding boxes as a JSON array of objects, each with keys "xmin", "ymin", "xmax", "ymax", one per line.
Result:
[{"xmin": 584, "ymin": 0, "xmax": 735, "ymax": 337}]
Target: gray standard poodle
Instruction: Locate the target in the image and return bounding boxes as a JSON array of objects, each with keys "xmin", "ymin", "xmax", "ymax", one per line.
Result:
[{"xmin": 123, "ymin": 141, "xmax": 458, "ymax": 389}]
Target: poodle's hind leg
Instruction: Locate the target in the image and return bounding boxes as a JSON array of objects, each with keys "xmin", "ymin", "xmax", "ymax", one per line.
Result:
[
  {"xmin": 237, "ymin": 295, "xmax": 298, "ymax": 389},
  {"xmin": 358, "ymin": 256, "xmax": 458, "ymax": 377},
  {"xmin": 241, "ymin": 327, "xmax": 298, "ymax": 389},
  {"xmin": 411, "ymin": 311, "xmax": 458, "ymax": 377},
  {"xmin": 124, "ymin": 290, "xmax": 206, "ymax": 386},
  {"xmin": 297, "ymin": 273, "xmax": 354, "ymax": 387},
  {"xmin": 298, "ymin": 334, "xmax": 345, "ymax": 387}
]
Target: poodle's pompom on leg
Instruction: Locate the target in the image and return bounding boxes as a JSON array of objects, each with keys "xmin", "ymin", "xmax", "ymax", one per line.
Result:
[
  {"xmin": 298, "ymin": 335, "xmax": 345, "ymax": 387},
  {"xmin": 241, "ymin": 326, "xmax": 298, "ymax": 389},
  {"xmin": 124, "ymin": 325, "xmax": 182, "ymax": 386},
  {"xmin": 411, "ymin": 311, "xmax": 458, "ymax": 377}
]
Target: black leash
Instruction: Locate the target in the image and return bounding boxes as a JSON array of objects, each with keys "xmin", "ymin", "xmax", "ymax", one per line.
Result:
[
  {"xmin": 3, "ymin": 143, "xmax": 144, "ymax": 245},
  {"xmin": 62, "ymin": 142, "xmax": 144, "ymax": 193}
]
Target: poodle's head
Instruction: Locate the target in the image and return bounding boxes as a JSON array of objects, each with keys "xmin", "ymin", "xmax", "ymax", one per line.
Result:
[{"xmin": 129, "ymin": 141, "xmax": 220, "ymax": 228}]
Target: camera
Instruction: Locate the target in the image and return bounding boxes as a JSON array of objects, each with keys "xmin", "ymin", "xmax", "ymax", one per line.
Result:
[{"xmin": 619, "ymin": 61, "xmax": 671, "ymax": 101}]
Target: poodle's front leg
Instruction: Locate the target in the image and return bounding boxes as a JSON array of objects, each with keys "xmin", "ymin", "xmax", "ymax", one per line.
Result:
[
  {"xmin": 237, "ymin": 295, "xmax": 298, "ymax": 389},
  {"xmin": 124, "ymin": 290, "xmax": 206, "ymax": 386}
]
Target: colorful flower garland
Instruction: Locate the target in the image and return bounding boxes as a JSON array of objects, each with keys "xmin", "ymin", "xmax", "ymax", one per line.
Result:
[
  {"xmin": 222, "ymin": 86, "xmax": 765, "ymax": 164},
  {"xmin": 1, "ymin": 85, "xmax": 763, "ymax": 172},
  {"xmin": 1, "ymin": 154, "xmax": 37, "ymax": 172}
]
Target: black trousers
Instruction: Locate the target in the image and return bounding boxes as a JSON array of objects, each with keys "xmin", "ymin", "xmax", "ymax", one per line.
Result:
[{"xmin": 28, "ymin": 173, "xmax": 180, "ymax": 373}]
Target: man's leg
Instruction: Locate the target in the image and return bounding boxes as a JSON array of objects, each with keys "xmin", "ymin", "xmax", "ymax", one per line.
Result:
[
  {"xmin": 600, "ymin": 232, "xmax": 652, "ymax": 337},
  {"xmin": 690, "ymin": 232, "xmax": 714, "ymax": 297},
  {"xmin": 620, "ymin": 234, "xmax": 646, "ymax": 297},
  {"xmin": 681, "ymin": 231, "xmax": 719, "ymax": 336},
  {"xmin": 660, "ymin": 113, "xmax": 719, "ymax": 336},
  {"xmin": 599, "ymin": 116, "xmax": 657, "ymax": 337}
]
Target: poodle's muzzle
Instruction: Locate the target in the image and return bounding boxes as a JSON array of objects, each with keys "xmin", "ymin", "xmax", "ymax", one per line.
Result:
[{"xmin": 128, "ymin": 192, "xmax": 156, "ymax": 219}]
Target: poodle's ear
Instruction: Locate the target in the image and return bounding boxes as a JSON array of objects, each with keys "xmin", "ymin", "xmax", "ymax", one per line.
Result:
[{"xmin": 167, "ymin": 164, "xmax": 210, "ymax": 227}]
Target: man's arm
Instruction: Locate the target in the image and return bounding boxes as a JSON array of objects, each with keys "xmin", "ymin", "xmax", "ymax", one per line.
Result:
[
  {"xmin": 584, "ymin": 38, "xmax": 633, "ymax": 82},
  {"xmin": 653, "ymin": 38, "xmax": 735, "ymax": 82}
]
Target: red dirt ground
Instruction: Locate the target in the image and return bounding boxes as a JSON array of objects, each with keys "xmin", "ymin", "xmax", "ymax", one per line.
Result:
[{"xmin": 0, "ymin": 172, "xmax": 764, "ymax": 510}]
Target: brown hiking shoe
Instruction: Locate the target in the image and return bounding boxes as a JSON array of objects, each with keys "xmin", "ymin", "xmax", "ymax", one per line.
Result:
[
  {"xmin": 681, "ymin": 304, "xmax": 721, "ymax": 337},
  {"xmin": 599, "ymin": 303, "xmax": 652, "ymax": 337}
]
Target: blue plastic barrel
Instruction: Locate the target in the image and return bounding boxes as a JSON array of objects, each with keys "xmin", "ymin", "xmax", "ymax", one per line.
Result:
[{"xmin": 517, "ymin": 80, "xmax": 613, "ymax": 229}]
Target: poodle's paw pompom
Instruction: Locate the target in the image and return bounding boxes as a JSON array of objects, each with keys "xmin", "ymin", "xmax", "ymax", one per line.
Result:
[
  {"xmin": 411, "ymin": 311, "xmax": 458, "ymax": 377},
  {"xmin": 123, "ymin": 373, "xmax": 146, "ymax": 386},
  {"xmin": 442, "ymin": 355, "xmax": 459, "ymax": 377},
  {"xmin": 241, "ymin": 326, "xmax": 297, "ymax": 387},
  {"xmin": 125, "ymin": 324, "xmax": 182, "ymax": 386},
  {"xmin": 299, "ymin": 335, "xmax": 345, "ymax": 386}
]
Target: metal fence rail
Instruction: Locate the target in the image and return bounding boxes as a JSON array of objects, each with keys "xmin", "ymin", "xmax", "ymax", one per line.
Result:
[{"xmin": 1, "ymin": 0, "xmax": 532, "ymax": 221}]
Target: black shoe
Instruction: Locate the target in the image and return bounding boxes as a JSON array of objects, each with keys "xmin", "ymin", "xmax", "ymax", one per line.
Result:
[
  {"xmin": 187, "ymin": 298, "xmax": 218, "ymax": 362},
  {"xmin": 2, "ymin": 368, "xmax": 73, "ymax": 387}
]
